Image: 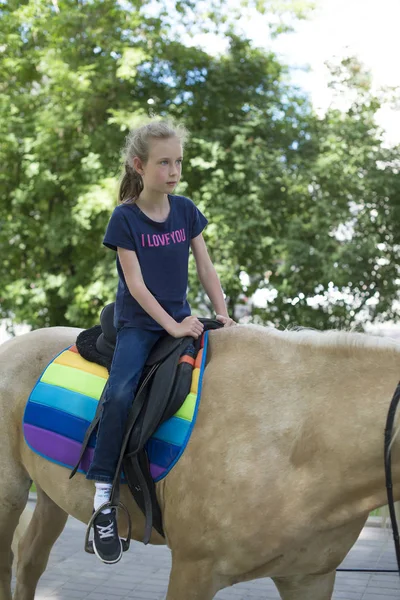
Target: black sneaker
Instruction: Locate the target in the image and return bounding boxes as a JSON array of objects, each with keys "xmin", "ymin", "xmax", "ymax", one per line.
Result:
[{"xmin": 92, "ymin": 509, "xmax": 123, "ymax": 564}]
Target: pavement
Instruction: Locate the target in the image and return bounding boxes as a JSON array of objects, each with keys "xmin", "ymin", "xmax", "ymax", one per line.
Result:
[{"xmin": 11, "ymin": 498, "xmax": 400, "ymax": 600}]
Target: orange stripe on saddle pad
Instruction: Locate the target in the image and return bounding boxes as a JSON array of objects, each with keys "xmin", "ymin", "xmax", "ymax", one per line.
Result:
[{"xmin": 179, "ymin": 355, "xmax": 195, "ymax": 367}]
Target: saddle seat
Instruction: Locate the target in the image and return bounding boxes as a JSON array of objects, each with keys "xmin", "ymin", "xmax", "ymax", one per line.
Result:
[{"xmin": 72, "ymin": 302, "xmax": 223, "ymax": 545}]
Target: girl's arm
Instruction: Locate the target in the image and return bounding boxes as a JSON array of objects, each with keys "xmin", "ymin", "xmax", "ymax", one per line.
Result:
[
  {"xmin": 117, "ymin": 247, "xmax": 179, "ymax": 335},
  {"xmin": 190, "ymin": 234, "xmax": 231, "ymax": 320}
]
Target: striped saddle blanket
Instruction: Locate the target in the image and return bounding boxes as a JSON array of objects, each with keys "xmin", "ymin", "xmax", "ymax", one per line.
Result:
[{"xmin": 23, "ymin": 331, "xmax": 209, "ymax": 482}]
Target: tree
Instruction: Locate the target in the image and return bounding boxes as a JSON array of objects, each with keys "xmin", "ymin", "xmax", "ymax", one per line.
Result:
[
  {"xmin": 1, "ymin": 2, "xmax": 399, "ymax": 332},
  {"xmin": 0, "ymin": 0, "xmax": 314, "ymax": 329},
  {"xmin": 265, "ymin": 58, "xmax": 400, "ymax": 329}
]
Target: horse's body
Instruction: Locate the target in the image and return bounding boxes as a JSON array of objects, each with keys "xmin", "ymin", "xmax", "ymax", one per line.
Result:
[{"xmin": 1, "ymin": 324, "xmax": 400, "ymax": 600}]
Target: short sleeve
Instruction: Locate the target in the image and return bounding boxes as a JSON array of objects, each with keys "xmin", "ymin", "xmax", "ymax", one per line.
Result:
[
  {"xmin": 190, "ymin": 201, "xmax": 208, "ymax": 239},
  {"xmin": 103, "ymin": 207, "xmax": 137, "ymax": 252}
]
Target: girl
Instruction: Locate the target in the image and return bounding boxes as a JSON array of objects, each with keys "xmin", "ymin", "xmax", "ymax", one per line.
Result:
[{"xmin": 86, "ymin": 119, "xmax": 236, "ymax": 564}]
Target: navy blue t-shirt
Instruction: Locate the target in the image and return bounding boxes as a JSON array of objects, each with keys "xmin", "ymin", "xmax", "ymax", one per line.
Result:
[{"xmin": 103, "ymin": 194, "xmax": 208, "ymax": 331}]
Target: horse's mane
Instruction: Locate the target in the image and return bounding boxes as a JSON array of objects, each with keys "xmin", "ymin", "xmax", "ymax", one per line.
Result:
[{"xmin": 243, "ymin": 324, "xmax": 400, "ymax": 355}]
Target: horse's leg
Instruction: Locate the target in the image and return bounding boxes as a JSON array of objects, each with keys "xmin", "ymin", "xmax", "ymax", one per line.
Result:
[
  {"xmin": 0, "ymin": 451, "xmax": 31, "ymax": 600},
  {"xmin": 13, "ymin": 486, "xmax": 68, "ymax": 600},
  {"xmin": 272, "ymin": 571, "xmax": 336, "ymax": 600},
  {"xmin": 166, "ymin": 555, "xmax": 222, "ymax": 600}
]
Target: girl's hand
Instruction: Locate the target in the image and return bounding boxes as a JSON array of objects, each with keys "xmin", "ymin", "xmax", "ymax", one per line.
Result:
[
  {"xmin": 216, "ymin": 314, "xmax": 237, "ymax": 327},
  {"xmin": 171, "ymin": 316, "xmax": 204, "ymax": 339}
]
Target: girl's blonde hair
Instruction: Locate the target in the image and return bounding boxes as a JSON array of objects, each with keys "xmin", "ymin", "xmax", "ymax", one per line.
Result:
[{"xmin": 118, "ymin": 119, "xmax": 189, "ymax": 204}]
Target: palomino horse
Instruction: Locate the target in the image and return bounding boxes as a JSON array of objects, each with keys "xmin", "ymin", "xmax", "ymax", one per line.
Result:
[{"xmin": 1, "ymin": 324, "xmax": 400, "ymax": 600}]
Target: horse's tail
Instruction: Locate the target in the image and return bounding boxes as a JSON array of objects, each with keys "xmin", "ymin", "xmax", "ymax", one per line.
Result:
[{"xmin": 11, "ymin": 505, "xmax": 33, "ymax": 562}]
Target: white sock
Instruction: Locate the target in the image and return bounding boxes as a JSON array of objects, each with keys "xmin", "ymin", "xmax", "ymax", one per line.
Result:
[{"xmin": 94, "ymin": 482, "xmax": 112, "ymax": 514}]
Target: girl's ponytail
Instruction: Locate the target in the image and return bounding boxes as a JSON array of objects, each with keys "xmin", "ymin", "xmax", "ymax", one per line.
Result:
[{"xmin": 118, "ymin": 163, "xmax": 143, "ymax": 204}]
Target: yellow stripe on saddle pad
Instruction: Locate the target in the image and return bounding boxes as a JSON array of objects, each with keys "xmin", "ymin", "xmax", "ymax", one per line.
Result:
[{"xmin": 54, "ymin": 350, "xmax": 108, "ymax": 379}]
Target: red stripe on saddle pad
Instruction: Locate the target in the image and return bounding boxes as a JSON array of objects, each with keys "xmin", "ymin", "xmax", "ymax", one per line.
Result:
[{"xmin": 69, "ymin": 345, "xmax": 79, "ymax": 353}]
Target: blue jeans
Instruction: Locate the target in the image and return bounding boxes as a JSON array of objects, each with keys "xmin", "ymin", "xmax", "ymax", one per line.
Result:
[{"xmin": 86, "ymin": 326, "xmax": 167, "ymax": 483}]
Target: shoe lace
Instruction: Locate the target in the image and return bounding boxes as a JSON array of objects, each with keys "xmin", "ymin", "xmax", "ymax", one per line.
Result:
[{"xmin": 97, "ymin": 521, "xmax": 115, "ymax": 540}]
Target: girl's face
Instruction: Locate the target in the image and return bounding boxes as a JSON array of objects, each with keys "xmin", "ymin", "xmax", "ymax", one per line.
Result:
[{"xmin": 139, "ymin": 136, "xmax": 183, "ymax": 194}]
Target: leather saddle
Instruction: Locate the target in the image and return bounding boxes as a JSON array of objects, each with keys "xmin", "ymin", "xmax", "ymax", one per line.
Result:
[
  {"xmin": 95, "ymin": 302, "xmax": 189, "ymax": 368},
  {"xmin": 71, "ymin": 302, "xmax": 223, "ymax": 543}
]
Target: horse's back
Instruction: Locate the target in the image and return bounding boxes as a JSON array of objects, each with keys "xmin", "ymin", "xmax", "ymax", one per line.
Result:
[
  {"xmin": 0, "ymin": 326, "xmax": 82, "ymax": 425},
  {"xmin": 0, "ymin": 325, "xmax": 81, "ymax": 361}
]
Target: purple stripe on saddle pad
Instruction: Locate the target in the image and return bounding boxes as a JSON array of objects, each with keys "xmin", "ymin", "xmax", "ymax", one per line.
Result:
[
  {"xmin": 24, "ymin": 401, "xmax": 95, "ymax": 447},
  {"xmin": 24, "ymin": 423, "xmax": 168, "ymax": 480},
  {"xmin": 24, "ymin": 424, "xmax": 94, "ymax": 472},
  {"xmin": 150, "ymin": 463, "xmax": 166, "ymax": 479}
]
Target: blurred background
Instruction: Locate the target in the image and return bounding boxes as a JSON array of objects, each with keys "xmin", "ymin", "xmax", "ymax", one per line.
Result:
[{"xmin": 1, "ymin": 0, "xmax": 400, "ymax": 342}]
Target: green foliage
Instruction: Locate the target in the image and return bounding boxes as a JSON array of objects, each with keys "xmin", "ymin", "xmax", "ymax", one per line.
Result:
[{"xmin": 1, "ymin": 1, "xmax": 399, "ymax": 332}]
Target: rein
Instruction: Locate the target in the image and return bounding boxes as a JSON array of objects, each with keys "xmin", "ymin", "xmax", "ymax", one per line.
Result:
[
  {"xmin": 335, "ymin": 381, "xmax": 400, "ymax": 577},
  {"xmin": 384, "ymin": 380, "xmax": 400, "ymax": 577}
]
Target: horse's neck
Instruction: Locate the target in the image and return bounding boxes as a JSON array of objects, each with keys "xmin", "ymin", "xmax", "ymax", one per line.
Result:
[{"xmin": 289, "ymin": 341, "xmax": 400, "ymax": 519}]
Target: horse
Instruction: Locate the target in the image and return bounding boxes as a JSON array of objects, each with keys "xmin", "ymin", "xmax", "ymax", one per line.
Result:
[{"xmin": 1, "ymin": 323, "xmax": 400, "ymax": 600}]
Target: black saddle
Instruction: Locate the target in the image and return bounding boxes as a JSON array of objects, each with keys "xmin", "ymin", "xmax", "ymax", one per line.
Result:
[
  {"xmin": 95, "ymin": 302, "xmax": 187, "ymax": 368},
  {"xmin": 71, "ymin": 302, "xmax": 223, "ymax": 544}
]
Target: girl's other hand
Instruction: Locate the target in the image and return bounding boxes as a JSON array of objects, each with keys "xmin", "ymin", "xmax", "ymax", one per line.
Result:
[
  {"xmin": 216, "ymin": 315, "xmax": 237, "ymax": 327},
  {"xmin": 171, "ymin": 316, "xmax": 204, "ymax": 339}
]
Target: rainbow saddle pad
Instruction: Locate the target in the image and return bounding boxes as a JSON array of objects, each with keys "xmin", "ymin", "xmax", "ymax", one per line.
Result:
[{"xmin": 23, "ymin": 331, "xmax": 209, "ymax": 482}]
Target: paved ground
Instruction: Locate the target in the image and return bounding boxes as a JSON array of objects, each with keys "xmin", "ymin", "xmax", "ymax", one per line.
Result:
[{"xmin": 11, "ymin": 500, "xmax": 400, "ymax": 600}]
